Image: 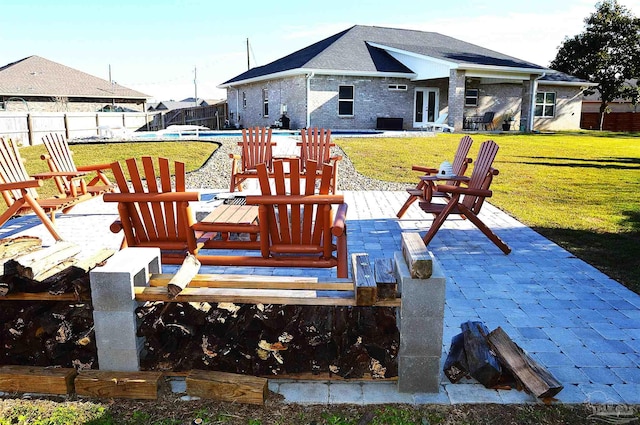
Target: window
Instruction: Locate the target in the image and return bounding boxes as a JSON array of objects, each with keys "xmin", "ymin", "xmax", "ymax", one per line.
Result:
[
  {"xmin": 242, "ymin": 92, "xmax": 246, "ymax": 108},
  {"xmin": 535, "ymin": 92, "xmax": 556, "ymax": 117},
  {"xmin": 465, "ymin": 89, "xmax": 479, "ymax": 106},
  {"xmin": 388, "ymin": 84, "xmax": 408, "ymax": 91},
  {"xmin": 338, "ymin": 85, "xmax": 354, "ymax": 116},
  {"xmin": 262, "ymin": 89, "xmax": 269, "ymax": 117}
]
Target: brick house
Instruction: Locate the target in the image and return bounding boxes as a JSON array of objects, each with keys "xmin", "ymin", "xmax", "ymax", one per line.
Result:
[
  {"xmin": 0, "ymin": 56, "xmax": 149, "ymax": 112},
  {"xmin": 219, "ymin": 25, "xmax": 594, "ymax": 132}
]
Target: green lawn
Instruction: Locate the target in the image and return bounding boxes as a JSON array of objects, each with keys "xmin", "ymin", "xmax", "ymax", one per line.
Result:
[{"xmin": 335, "ymin": 131, "xmax": 640, "ymax": 294}]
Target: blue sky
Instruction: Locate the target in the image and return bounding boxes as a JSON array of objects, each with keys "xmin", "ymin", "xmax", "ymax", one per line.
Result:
[{"xmin": 2, "ymin": 0, "xmax": 639, "ymax": 101}]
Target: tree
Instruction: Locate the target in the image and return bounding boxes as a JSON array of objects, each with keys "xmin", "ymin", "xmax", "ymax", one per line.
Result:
[{"xmin": 550, "ymin": 0, "xmax": 640, "ymax": 130}]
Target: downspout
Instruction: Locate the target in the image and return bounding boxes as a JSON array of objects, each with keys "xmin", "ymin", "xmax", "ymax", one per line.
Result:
[
  {"xmin": 306, "ymin": 72, "xmax": 314, "ymax": 128},
  {"xmin": 530, "ymin": 72, "xmax": 546, "ymax": 132}
]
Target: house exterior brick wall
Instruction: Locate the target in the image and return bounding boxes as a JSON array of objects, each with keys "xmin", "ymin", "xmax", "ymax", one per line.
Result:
[
  {"xmin": 533, "ymin": 84, "xmax": 583, "ymax": 131},
  {"xmin": 228, "ymin": 75, "xmax": 452, "ymax": 130}
]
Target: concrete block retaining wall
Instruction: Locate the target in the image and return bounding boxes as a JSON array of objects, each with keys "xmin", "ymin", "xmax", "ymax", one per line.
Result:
[{"xmin": 89, "ymin": 247, "xmax": 446, "ymax": 393}]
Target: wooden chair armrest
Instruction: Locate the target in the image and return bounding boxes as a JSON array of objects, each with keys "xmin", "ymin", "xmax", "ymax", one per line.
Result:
[
  {"xmin": 77, "ymin": 163, "xmax": 112, "ymax": 172},
  {"xmin": 412, "ymin": 165, "xmax": 438, "ymax": 174},
  {"xmin": 421, "ymin": 175, "xmax": 470, "ymax": 183},
  {"xmin": 246, "ymin": 194, "xmax": 344, "ymax": 205},
  {"xmin": 109, "ymin": 220, "xmax": 124, "ymax": 234},
  {"xmin": 0, "ymin": 179, "xmax": 43, "ymax": 190},
  {"xmin": 103, "ymin": 192, "xmax": 201, "ymax": 203},
  {"xmin": 332, "ymin": 203, "xmax": 348, "ymax": 236},
  {"xmin": 229, "ymin": 153, "xmax": 241, "ymax": 159},
  {"xmin": 329, "ymin": 155, "xmax": 343, "ymax": 162},
  {"xmin": 435, "ymin": 184, "xmax": 492, "ymax": 198},
  {"xmin": 31, "ymin": 171, "xmax": 88, "ymax": 180}
]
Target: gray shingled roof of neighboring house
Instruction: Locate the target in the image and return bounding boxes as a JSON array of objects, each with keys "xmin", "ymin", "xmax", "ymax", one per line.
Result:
[
  {"xmin": 0, "ymin": 55, "xmax": 149, "ymax": 99},
  {"xmin": 221, "ymin": 25, "xmax": 590, "ymax": 86}
]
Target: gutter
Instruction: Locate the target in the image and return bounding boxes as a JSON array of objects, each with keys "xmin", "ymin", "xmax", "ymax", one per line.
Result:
[
  {"xmin": 530, "ymin": 72, "xmax": 546, "ymax": 132},
  {"xmin": 306, "ymin": 72, "xmax": 314, "ymax": 128}
]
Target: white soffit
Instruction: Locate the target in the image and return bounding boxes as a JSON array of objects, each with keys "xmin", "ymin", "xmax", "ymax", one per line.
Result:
[{"xmin": 367, "ymin": 42, "xmax": 454, "ymax": 80}]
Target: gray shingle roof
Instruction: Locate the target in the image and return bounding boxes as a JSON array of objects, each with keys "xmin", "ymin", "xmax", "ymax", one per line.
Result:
[
  {"xmin": 0, "ymin": 55, "xmax": 149, "ymax": 99},
  {"xmin": 222, "ymin": 25, "xmax": 560, "ymax": 86}
]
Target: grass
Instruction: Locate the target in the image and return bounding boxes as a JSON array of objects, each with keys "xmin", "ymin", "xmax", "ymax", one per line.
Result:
[
  {"xmin": 335, "ymin": 131, "xmax": 640, "ymax": 294},
  {"xmin": 14, "ymin": 140, "xmax": 219, "ymax": 200}
]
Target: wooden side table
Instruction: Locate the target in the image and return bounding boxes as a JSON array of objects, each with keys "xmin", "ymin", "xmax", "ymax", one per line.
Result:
[{"xmin": 193, "ymin": 204, "xmax": 260, "ymax": 250}]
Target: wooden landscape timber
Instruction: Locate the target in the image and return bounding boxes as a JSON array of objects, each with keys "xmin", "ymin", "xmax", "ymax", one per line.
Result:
[
  {"xmin": 186, "ymin": 370, "xmax": 268, "ymax": 405},
  {"xmin": 75, "ymin": 370, "xmax": 163, "ymax": 400},
  {"xmin": 0, "ymin": 365, "xmax": 76, "ymax": 395},
  {"xmin": 400, "ymin": 232, "xmax": 433, "ymax": 279}
]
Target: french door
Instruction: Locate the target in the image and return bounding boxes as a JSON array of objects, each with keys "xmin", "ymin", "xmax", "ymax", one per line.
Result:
[{"xmin": 414, "ymin": 88, "xmax": 439, "ymax": 128}]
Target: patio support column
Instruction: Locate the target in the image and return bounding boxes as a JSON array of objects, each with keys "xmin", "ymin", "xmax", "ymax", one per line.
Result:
[
  {"xmin": 521, "ymin": 76, "xmax": 536, "ymax": 132},
  {"xmin": 448, "ymin": 69, "xmax": 466, "ymax": 132}
]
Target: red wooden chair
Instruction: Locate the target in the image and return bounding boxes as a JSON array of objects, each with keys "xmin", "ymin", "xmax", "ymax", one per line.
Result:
[
  {"xmin": 103, "ymin": 157, "xmax": 210, "ymax": 264},
  {"xmin": 419, "ymin": 140, "xmax": 510, "ymax": 254},
  {"xmin": 229, "ymin": 127, "xmax": 275, "ymax": 192},
  {"xmin": 396, "ymin": 135, "xmax": 473, "ymax": 218},
  {"xmin": 243, "ymin": 157, "xmax": 349, "ymax": 278},
  {"xmin": 297, "ymin": 128, "xmax": 342, "ymax": 193},
  {"xmin": 0, "ymin": 137, "xmax": 89, "ymax": 241},
  {"xmin": 41, "ymin": 133, "xmax": 115, "ymax": 198}
]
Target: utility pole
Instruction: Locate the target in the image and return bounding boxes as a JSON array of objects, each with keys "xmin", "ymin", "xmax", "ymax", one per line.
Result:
[
  {"xmin": 194, "ymin": 66, "xmax": 198, "ymax": 107},
  {"xmin": 247, "ymin": 38, "xmax": 250, "ymax": 70}
]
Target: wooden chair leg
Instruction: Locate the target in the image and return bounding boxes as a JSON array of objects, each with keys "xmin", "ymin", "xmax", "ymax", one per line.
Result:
[
  {"xmin": 22, "ymin": 192, "xmax": 63, "ymax": 241},
  {"xmin": 397, "ymin": 195, "xmax": 418, "ymax": 218},
  {"xmin": 458, "ymin": 205, "xmax": 511, "ymax": 254},
  {"xmin": 421, "ymin": 197, "xmax": 459, "ymax": 247}
]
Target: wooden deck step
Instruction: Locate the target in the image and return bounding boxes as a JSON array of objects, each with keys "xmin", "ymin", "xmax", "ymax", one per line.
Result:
[{"xmin": 0, "ymin": 365, "xmax": 76, "ymax": 395}]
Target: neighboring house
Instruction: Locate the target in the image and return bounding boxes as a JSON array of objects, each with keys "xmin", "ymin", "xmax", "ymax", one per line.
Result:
[
  {"xmin": 581, "ymin": 80, "xmax": 640, "ymax": 131},
  {"xmin": 0, "ymin": 56, "xmax": 149, "ymax": 112},
  {"xmin": 219, "ymin": 25, "xmax": 594, "ymax": 132}
]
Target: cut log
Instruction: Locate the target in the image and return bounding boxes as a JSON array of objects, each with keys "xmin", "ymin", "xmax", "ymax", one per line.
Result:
[
  {"xmin": 75, "ymin": 370, "xmax": 162, "ymax": 399},
  {"xmin": 0, "ymin": 280, "xmax": 13, "ymax": 296},
  {"xmin": 168, "ymin": 254, "xmax": 201, "ymax": 299},
  {"xmin": 352, "ymin": 253, "xmax": 377, "ymax": 306},
  {"xmin": 186, "ymin": 369, "xmax": 268, "ymax": 405},
  {"xmin": 44, "ymin": 248, "xmax": 115, "ymax": 295},
  {"xmin": 0, "ymin": 365, "xmax": 76, "ymax": 395},
  {"xmin": 487, "ymin": 326, "xmax": 563, "ymax": 399},
  {"xmin": 0, "ymin": 236, "xmax": 42, "ymax": 275},
  {"xmin": 14, "ymin": 241, "xmax": 81, "ymax": 281},
  {"xmin": 443, "ymin": 332, "xmax": 469, "ymax": 383},
  {"xmin": 400, "ymin": 232, "xmax": 432, "ymax": 279},
  {"xmin": 374, "ymin": 258, "xmax": 397, "ymax": 300},
  {"xmin": 461, "ymin": 321, "xmax": 502, "ymax": 388}
]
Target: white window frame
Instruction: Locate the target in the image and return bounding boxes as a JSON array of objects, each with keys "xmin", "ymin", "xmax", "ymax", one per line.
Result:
[
  {"xmin": 465, "ymin": 88, "xmax": 479, "ymax": 106},
  {"xmin": 535, "ymin": 92, "xmax": 556, "ymax": 117},
  {"xmin": 338, "ymin": 85, "xmax": 354, "ymax": 116},
  {"xmin": 388, "ymin": 84, "xmax": 408, "ymax": 91},
  {"xmin": 262, "ymin": 89, "xmax": 269, "ymax": 117}
]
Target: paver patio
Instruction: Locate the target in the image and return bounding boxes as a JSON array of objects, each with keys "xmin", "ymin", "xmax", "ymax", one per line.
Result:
[{"xmin": 2, "ymin": 184, "xmax": 639, "ymax": 406}]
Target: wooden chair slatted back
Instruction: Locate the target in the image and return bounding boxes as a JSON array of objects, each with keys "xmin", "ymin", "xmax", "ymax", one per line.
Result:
[
  {"xmin": 256, "ymin": 158, "xmax": 336, "ymax": 255},
  {"xmin": 241, "ymin": 127, "xmax": 273, "ymax": 171},
  {"xmin": 452, "ymin": 135, "xmax": 473, "ymax": 176},
  {"xmin": 110, "ymin": 156, "xmax": 190, "ymax": 246},
  {"xmin": 0, "ymin": 138, "xmax": 38, "ymax": 203},
  {"xmin": 300, "ymin": 128, "xmax": 333, "ymax": 169},
  {"xmin": 42, "ymin": 133, "xmax": 78, "ymax": 194},
  {"xmin": 461, "ymin": 140, "xmax": 500, "ymax": 213}
]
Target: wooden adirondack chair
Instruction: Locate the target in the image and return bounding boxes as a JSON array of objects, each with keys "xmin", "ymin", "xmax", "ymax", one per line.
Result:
[
  {"xmin": 41, "ymin": 133, "xmax": 115, "ymax": 198},
  {"xmin": 396, "ymin": 135, "xmax": 473, "ymax": 218},
  {"xmin": 103, "ymin": 157, "xmax": 209, "ymax": 264},
  {"xmin": 243, "ymin": 157, "xmax": 349, "ymax": 278},
  {"xmin": 419, "ymin": 140, "xmax": 511, "ymax": 254},
  {"xmin": 297, "ymin": 128, "xmax": 342, "ymax": 193},
  {"xmin": 0, "ymin": 137, "xmax": 89, "ymax": 241},
  {"xmin": 229, "ymin": 127, "xmax": 275, "ymax": 192}
]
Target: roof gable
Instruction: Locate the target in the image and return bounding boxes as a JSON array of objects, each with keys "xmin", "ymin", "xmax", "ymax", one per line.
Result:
[{"xmin": 0, "ymin": 55, "xmax": 149, "ymax": 99}]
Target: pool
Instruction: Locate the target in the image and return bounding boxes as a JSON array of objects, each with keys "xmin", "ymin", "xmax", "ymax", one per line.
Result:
[{"xmin": 132, "ymin": 128, "xmax": 383, "ymax": 139}]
